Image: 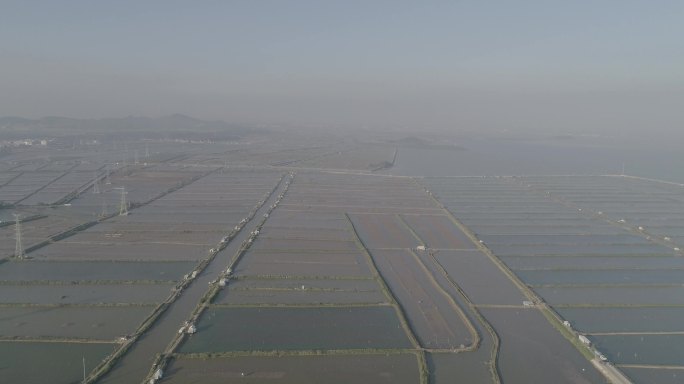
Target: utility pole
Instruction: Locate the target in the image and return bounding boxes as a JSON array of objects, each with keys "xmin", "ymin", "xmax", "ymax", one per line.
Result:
[
  {"xmin": 145, "ymin": 144, "xmax": 150, "ymax": 159},
  {"xmin": 13, "ymin": 213, "xmax": 24, "ymax": 259},
  {"xmin": 105, "ymin": 164, "xmax": 111, "ymax": 185},
  {"xmin": 134, "ymin": 150, "xmax": 139, "ymax": 165}
]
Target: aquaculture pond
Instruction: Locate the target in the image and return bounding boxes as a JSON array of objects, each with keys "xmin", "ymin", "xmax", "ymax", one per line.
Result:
[
  {"xmin": 479, "ymin": 307, "xmax": 605, "ymax": 384},
  {"xmin": 621, "ymin": 367, "xmax": 684, "ymax": 384},
  {"xmin": 0, "ymin": 341, "xmax": 115, "ymax": 384},
  {"xmin": 556, "ymin": 307, "xmax": 684, "ymax": 333},
  {"xmin": 0, "ymin": 306, "xmax": 153, "ymax": 339},
  {"xmin": 371, "ymin": 249, "xmax": 474, "ymax": 349},
  {"xmin": 0, "ymin": 283, "xmax": 173, "ymax": 304},
  {"xmin": 435, "ymin": 250, "xmax": 525, "ymax": 305},
  {"xmin": 0, "ymin": 260, "xmax": 196, "ymax": 281},
  {"xmin": 179, "ymin": 306, "xmax": 412, "ymax": 353},
  {"xmin": 518, "ymin": 269, "xmax": 684, "ymax": 286},
  {"xmin": 214, "ymin": 278, "xmax": 386, "ymax": 305},
  {"xmin": 591, "ymin": 334, "xmax": 684, "ymax": 366},
  {"xmin": 164, "ymin": 354, "xmax": 421, "ymax": 384}
]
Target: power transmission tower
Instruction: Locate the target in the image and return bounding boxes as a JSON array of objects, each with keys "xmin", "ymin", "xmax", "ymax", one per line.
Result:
[
  {"xmin": 116, "ymin": 187, "xmax": 129, "ymax": 216},
  {"xmin": 13, "ymin": 214, "xmax": 24, "ymax": 259}
]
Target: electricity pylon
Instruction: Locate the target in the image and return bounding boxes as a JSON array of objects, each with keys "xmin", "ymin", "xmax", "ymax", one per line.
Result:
[
  {"xmin": 13, "ymin": 214, "xmax": 24, "ymax": 259},
  {"xmin": 115, "ymin": 187, "xmax": 128, "ymax": 216}
]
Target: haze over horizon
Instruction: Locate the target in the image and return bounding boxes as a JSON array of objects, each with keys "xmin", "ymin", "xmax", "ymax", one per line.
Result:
[
  {"xmin": 2, "ymin": 1, "xmax": 683, "ymax": 136},
  {"xmin": 4, "ymin": 5, "xmax": 684, "ymax": 383}
]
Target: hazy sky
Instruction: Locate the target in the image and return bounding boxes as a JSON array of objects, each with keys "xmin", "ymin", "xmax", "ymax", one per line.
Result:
[{"xmin": 1, "ymin": 1, "xmax": 683, "ymax": 134}]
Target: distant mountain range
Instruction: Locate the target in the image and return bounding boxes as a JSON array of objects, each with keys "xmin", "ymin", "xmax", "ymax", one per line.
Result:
[{"xmin": 0, "ymin": 114, "xmax": 256, "ymax": 139}]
